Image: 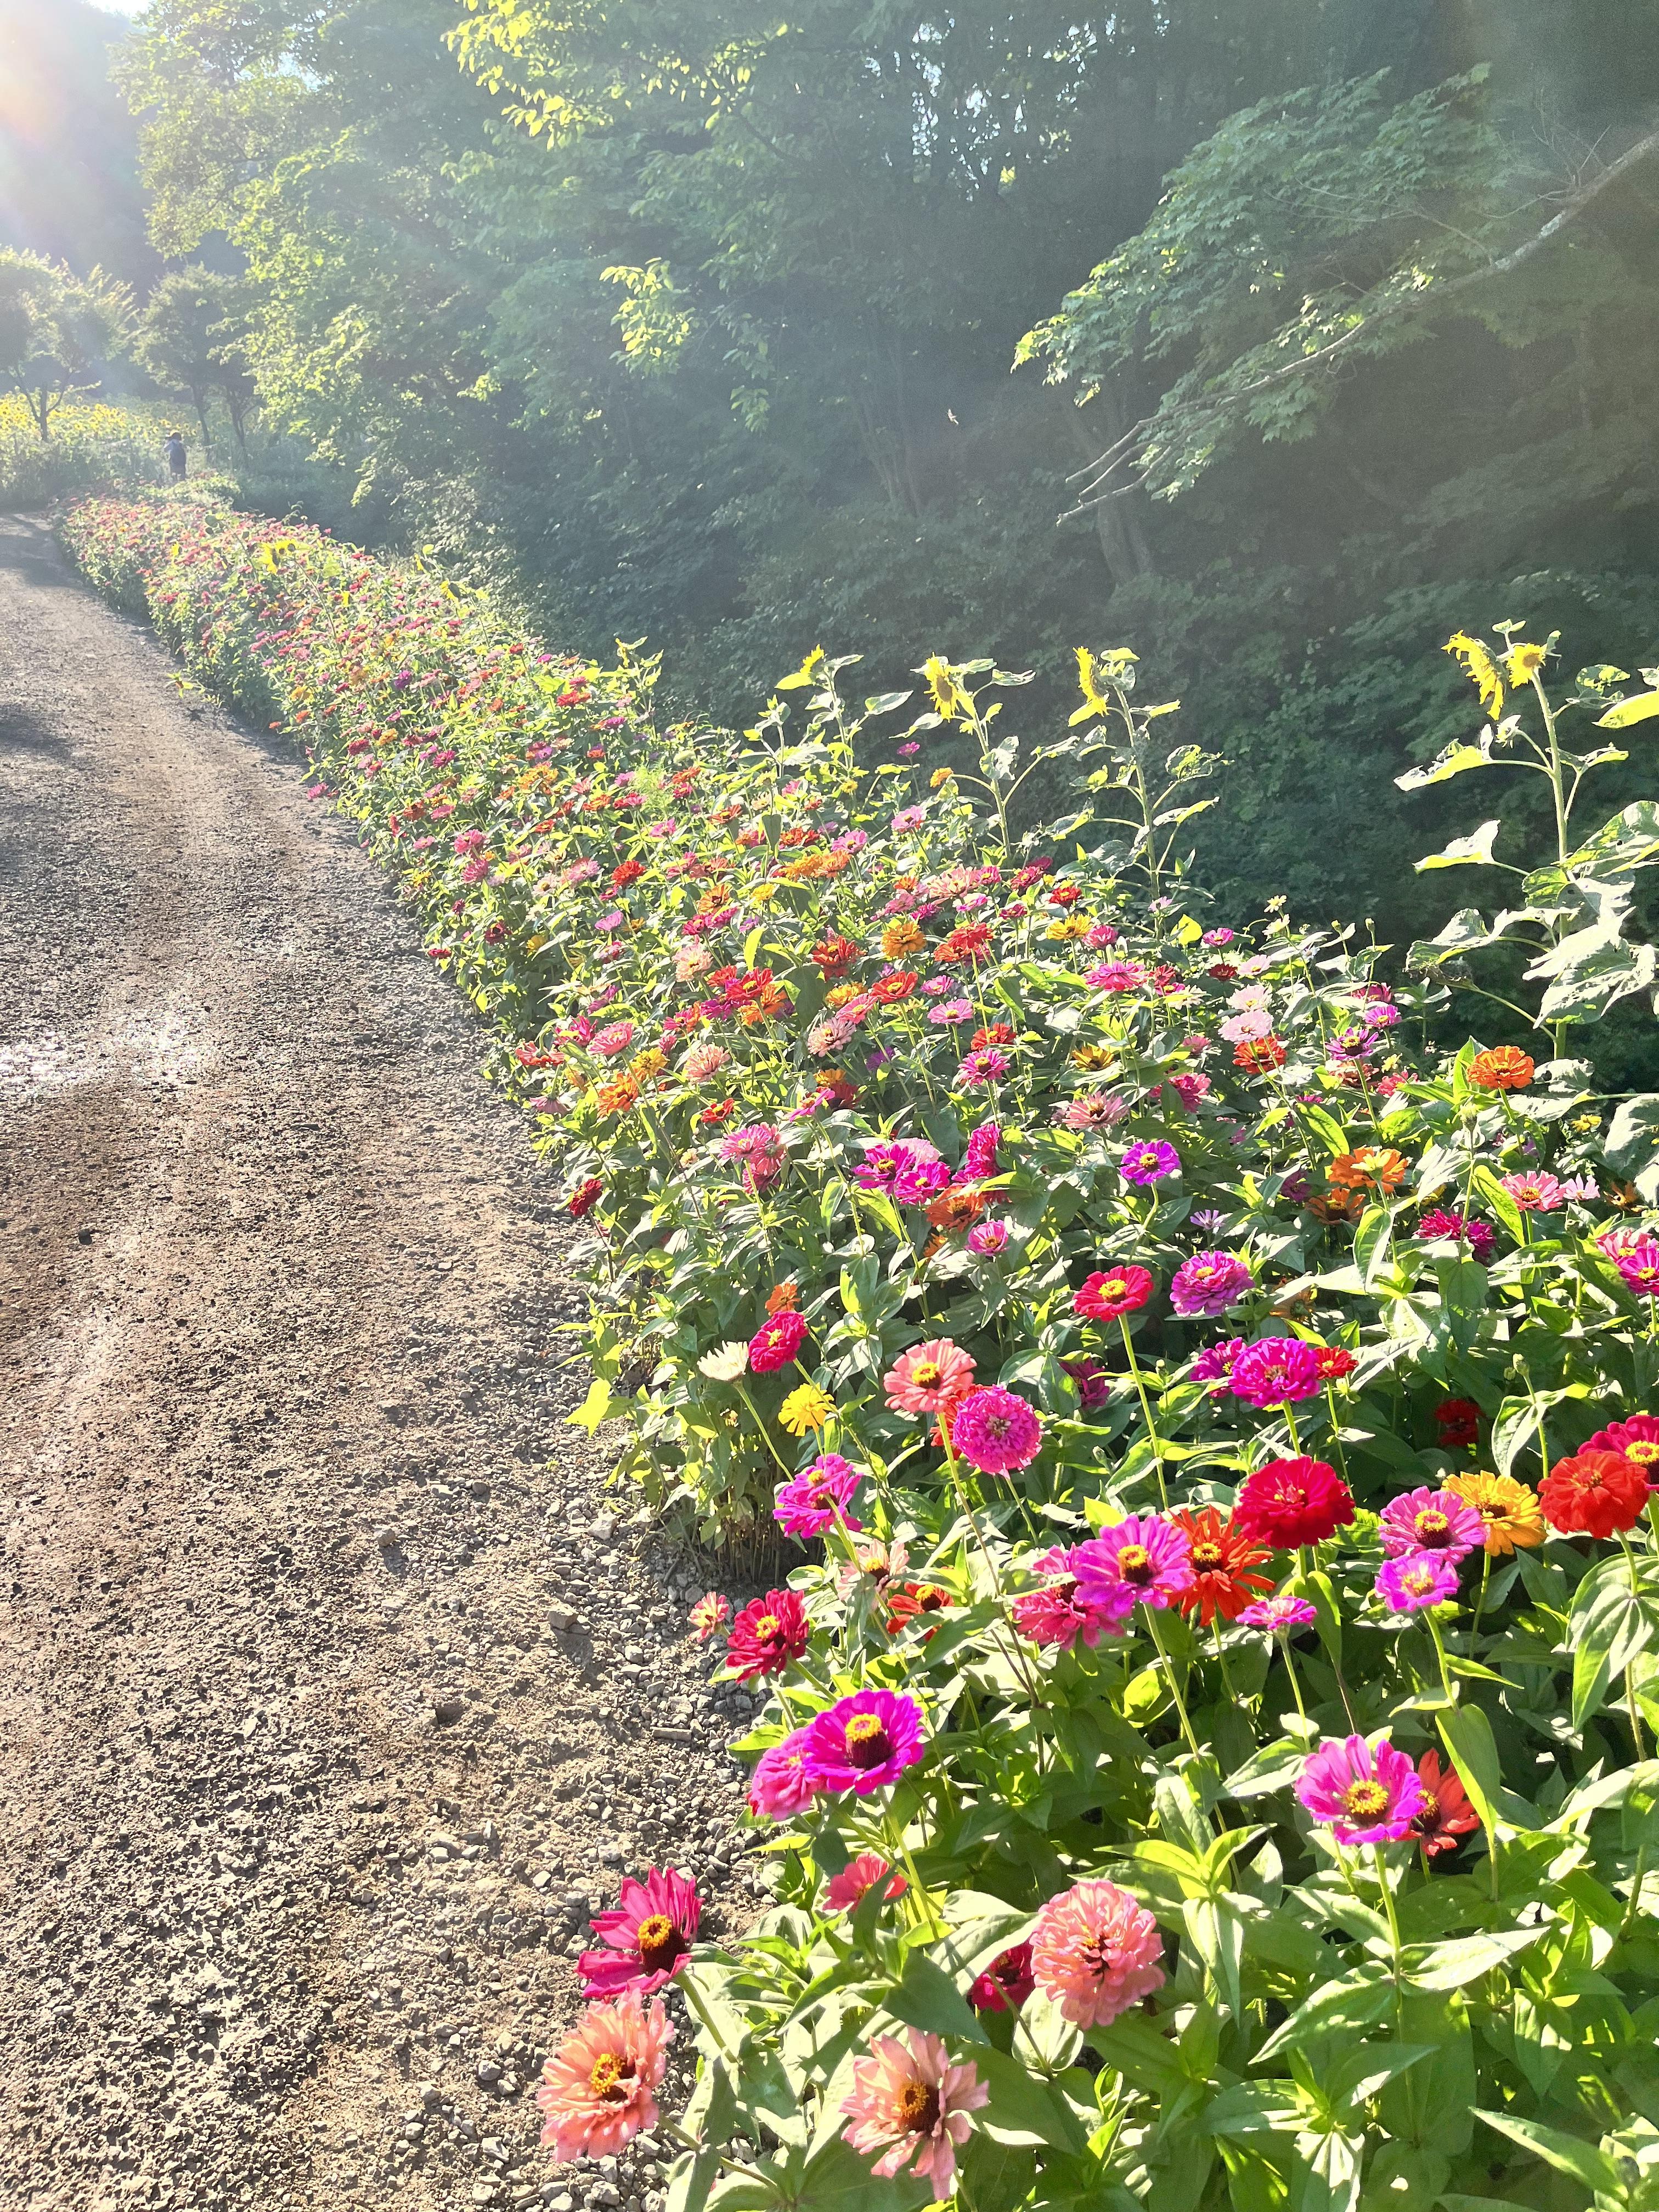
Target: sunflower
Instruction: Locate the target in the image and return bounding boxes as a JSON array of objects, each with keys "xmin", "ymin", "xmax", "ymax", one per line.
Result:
[{"xmin": 1443, "ymin": 1470, "xmax": 1545, "ymax": 1555}]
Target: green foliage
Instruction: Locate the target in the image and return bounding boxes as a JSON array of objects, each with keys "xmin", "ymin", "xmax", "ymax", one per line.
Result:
[
  {"xmin": 134, "ymin": 267, "xmax": 257, "ymax": 456},
  {"xmin": 0, "ymin": 250, "xmax": 135, "ymax": 440}
]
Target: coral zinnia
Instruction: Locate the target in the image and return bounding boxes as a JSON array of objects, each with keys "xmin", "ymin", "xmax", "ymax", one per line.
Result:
[
  {"xmin": 968, "ymin": 1943, "xmax": 1035, "ymax": 2012},
  {"xmin": 883, "ymin": 1338, "xmax": 976, "ymax": 1415},
  {"xmin": 840, "ymin": 2029, "xmax": 987, "ymax": 2192},
  {"xmin": 1539, "ymin": 1450, "xmax": 1650, "ymax": 1538},
  {"xmin": 1296, "ymin": 1734, "xmax": 1426, "ymax": 1845},
  {"xmin": 687, "ymin": 1592, "xmax": 731, "ymax": 1641},
  {"xmin": 1469, "ymin": 1045, "xmax": 1533, "ymax": 1091},
  {"xmin": 1328, "ymin": 1146, "xmax": 1408, "ymax": 1193},
  {"xmin": 1169, "ymin": 1507, "xmax": 1273, "ymax": 1625},
  {"xmin": 1378, "ymin": 1485, "xmax": 1484, "ymax": 1564},
  {"xmin": 1408, "ymin": 1750, "xmax": 1481, "ymax": 1859},
  {"xmin": 949, "ymin": 1386, "xmax": 1043, "ymax": 1475},
  {"xmin": 537, "ymin": 1991, "xmax": 673, "ymax": 2161},
  {"xmin": 748, "ymin": 1310, "xmax": 808, "ymax": 1373},
  {"xmin": 1030, "ymin": 1879, "xmax": 1166, "ymax": 2027},
  {"xmin": 726, "ymin": 1589, "xmax": 811, "ymax": 1680},
  {"xmin": 1443, "ymin": 1469, "xmax": 1544, "ymax": 1554},
  {"xmin": 800, "ymin": 1688, "xmax": 926, "ymax": 1796},
  {"xmin": 823, "ymin": 1852, "xmax": 907, "ymax": 1913},
  {"xmin": 1072, "ymin": 1514, "xmax": 1194, "ymax": 1621},
  {"xmin": 578, "ymin": 1867, "xmax": 700, "ymax": 1998},
  {"xmin": 1233, "ymin": 1458, "xmax": 1356, "ymax": 1548},
  {"xmin": 1074, "ymin": 1264, "xmax": 1154, "ymax": 1320}
]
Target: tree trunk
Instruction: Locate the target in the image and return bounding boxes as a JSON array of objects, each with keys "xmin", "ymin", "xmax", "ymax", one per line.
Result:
[{"xmin": 1059, "ymin": 387, "xmax": 1155, "ymax": 587}]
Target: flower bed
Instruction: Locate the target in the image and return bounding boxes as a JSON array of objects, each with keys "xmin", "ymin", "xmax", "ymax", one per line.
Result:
[{"xmin": 61, "ymin": 492, "xmax": 1659, "ymax": 2212}]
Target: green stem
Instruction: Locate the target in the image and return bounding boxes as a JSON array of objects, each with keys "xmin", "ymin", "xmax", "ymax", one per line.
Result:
[
  {"xmin": 1146, "ymin": 1606, "xmax": 1203, "ymax": 1760},
  {"xmin": 1424, "ymin": 1607, "xmax": 1457, "ymax": 1703},
  {"xmin": 1119, "ymin": 1314, "xmax": 1167, "ymax": 1507}
]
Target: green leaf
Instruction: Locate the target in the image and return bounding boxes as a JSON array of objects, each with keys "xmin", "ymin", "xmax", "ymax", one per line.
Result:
[
  {"xmin": 1415, "ymin": 819, "xmax": 1502, "ymax": 871},
  {"xmin": 1605, "ymin": 1093, "xmax": 1659, "ymax": 1203},
  {"xmin": 1570, "ymin": 1554, "xmax": 1658, "ymax": 1729},
  {"xmin": 973, "ymin": 2045, "xmax": 1088, "ymax": 2153},
  {"xmin": 1436, "ymin": 1705, "xmax": 1505, "ymax": 1839},
  {"xmin": 1396, "ymin": 740, "xmax": 1493, "ymax": 792},
  {"xmin": 1255, "ymin": 1961, "xmax": 1395, "ymax": 2062},
  {"xmin": 884, "ymin": 1950, "xmax": 988, "ymax": 2045},
  {"xmin": 1474, "ymin": 2109, "xmax": 1626, "ymax": 2196},
  {"xmin": 1596, "ymin": 689, "xmax": 1659, "ymax": 727},
  {"xmin": 1404, "ymin": 1925, "xmax": 1547, "ymax": 1991},
  {"xmin": 566, "ymin": 1376, "xmax": 619, "ymax": 1432}
]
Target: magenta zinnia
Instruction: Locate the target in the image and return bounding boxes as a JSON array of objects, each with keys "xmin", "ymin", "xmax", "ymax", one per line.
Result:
[
  {"xmin": 800, "ymin": 1688, "xmax": 926, "ymax": 1796},
  {"xmin": 773, "ymin": 1456, "xmax": 863, "ymax": 1539},
  {"xmin": 1170, "ymin": 1250, "xmax": 1254, "ymax": 1318},
  {"xmin": 747, "ymin": 1730, "xmax": 816, "ymax": 1821},
  {"xmin": 1230, "ymin": 1335, "xmax": 1322, "ymax": 1407},
  {"xmin": 1071, "ymin": 1514, "xmax": 1194, "ymax": 1622},
  {"xmin": 1030, "ymin": 1879, "xmax": 1166, "ymax": 2027},
  {"xmin": 1377, "ymin": 1485, "xmax": 1483, "ymax": 1564},
  {"xmin": 578, "ymin": 1867, "xmax": 701, "ymax": 1998},
  {"xmin": 1296, "ymin": 1734, "xmax": 1427, "ymax": 1844},
  {"xmin": 949, "ymin": 1385, "xmax": 1043, "ymax": 1474}
]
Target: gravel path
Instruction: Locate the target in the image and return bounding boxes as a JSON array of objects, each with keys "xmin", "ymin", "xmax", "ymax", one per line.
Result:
[{"xmin": 0, "ymin": 514, "xmax": 753, "ymax": 2212}]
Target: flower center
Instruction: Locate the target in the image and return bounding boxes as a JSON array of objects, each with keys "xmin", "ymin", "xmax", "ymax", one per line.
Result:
[
  {"xmin": 589, "ymin": 2053, "xmax": 636, "ymax": 2101},
  {"xmin": 895, "ymin": 2081, "xmax": 941, "ymax": 2134},
  {"xmin": 635, "ymin": 1914, "xmax": 684, "ymax": 1972},
  {"xmin": 1116, "ymin": 1543, "xmax": 1153, "ymax": 1583},
  {"xmin": 912, "ymin": 1362, "xmax": 942, "ymax": 1389},
  {"xmin": 1192, "ymin": 1543, "xmax": 1223, "ymax": 1571},
  {"xmin": 1626, "ymin": 1440, "xmax": 1659, "ymax": 1464},
  {"xmin": 753, "ymin": 1613, "xmax": 780, "ymax": 1641},
  {"xmin": 1414, "ymin": 1510, "xmax": 1451, "ymax": 1544},
  {"xmin": 987, "ymin": 1413, "xmax": 1013, "ymax": 1439},
  {"xmin": 1341, "ymin": 1779, "xmax": 1392, "ymax": 1820},
  {"xmin": 1102, "ymin": 1277, "xmax": 1127, "ymax": 1298},
  {"xmin": 844, "ymin": 1713, "xmax": 893, "ymax": 1768}
]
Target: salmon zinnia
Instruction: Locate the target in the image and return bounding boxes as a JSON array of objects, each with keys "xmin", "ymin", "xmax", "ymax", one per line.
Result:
[
  {"xmin": 537, "ymin": 1993, "xmax": 674, "ymax": 2162},
  {"xmin": 840, "ymin": 2029, "xmax": 987, "ymax": 2191}
]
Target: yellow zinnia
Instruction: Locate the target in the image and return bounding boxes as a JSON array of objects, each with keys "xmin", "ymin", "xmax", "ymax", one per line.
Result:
[
  {"xmin": 778, "ymin": 1383, "xmax": 836, "ymax": 1436},
  {"xmin": 1444, "ymin": 1470, "xmax": 1544, "ymax": 1555}
]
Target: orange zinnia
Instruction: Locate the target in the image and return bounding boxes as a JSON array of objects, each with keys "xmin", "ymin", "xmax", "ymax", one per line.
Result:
[
  {"xmin": 1328, "ymin": 1147, "xmax": 1408, "ymax": 1193},
  {"xmin": 1169, "ymin": 1508, "xmax": 1273, "ymax": 1626},
  {"xmin": 1469, "ymin": 1046, "xmax": 1533, "ymax": 1092}
]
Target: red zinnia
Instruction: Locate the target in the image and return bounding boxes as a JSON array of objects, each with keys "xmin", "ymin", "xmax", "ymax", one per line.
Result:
[
  {"xmin": 726, "ymin": 1589, "xmax": 811, "ymax": 1680},
  {"xmin": 811, "ymin": 934, "xmax": 860, "ymax": 978},
  {"xmin": 611, "ymin": 860, "xmax": 645, "ymax": 887},
  {"xmin": 1169, "ymin": 1507, "xmax": 1273, "ymax": 1626},
  {"xmin": 568, "ymin": 1176, "xmax": 603, "ymax": 1220},
  {"xmin": 1539, "ymin": 1451, "xmax": 1650, "ymax": 1539},
  {"xmin": 1233, "ymin": 1457, "xmax": 1356, "ymax": 1549},
  {"xmin": 1074, "ymin": 1266, "xmax": 1154, "ymax": 1321},
  {"xmin": 1233, "ymin": 1034, "xmax": 1286, "ymax": 1073},
  {"xmin": 871, "ymin": 969, "xmax": 918, "ymax": 1003},
  {"xmin": 749, "ymin": 1310, "xmax": 808, "ymax": 1372},
  {"xmin": 1314, "ymin": 1346, "xmax": 1357, "ymax": 1383},
  {"xmin": 882, "ymin": 1584, "xmax": 953, "ymax": 1640},
  {"xmin": 1408, "ymin": 1750, "xmax": 1480, "ymax": 1859},
  {"xmin": 969, "ymin": 1023, "xmax": 1014, "ymax": 1049},
  {"xmin": 968, "ymin": 1943, "xmax": 1035, "ymax": 2013},
  {"xmin": 1434, "ymin": 1397, "xmax": 1481, "ymax": 1451}
]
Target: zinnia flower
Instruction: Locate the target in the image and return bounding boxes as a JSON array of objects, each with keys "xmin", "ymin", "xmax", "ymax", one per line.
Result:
[
  {"xmin": 1073, "ymin": 1514, "xmax": 1194, "ymax": 1620},
  {"xmin": 949, "ymin": 1386, "xmax": 1043, "ymax": 1475},
  {"xmin": 1443, "ymin": 1469, "xmax": 1544, "ymax": 1554},
  {"xmin": 1121, "ymin": 1139, "xmax": 1180, "ymax": 1184},
  {"xmin": 1030, "ymin": 1880, "xmax": 1166, "ymax": 2027},
  {"xmin": 1408, "ymin": 1750, "xmax": 1480, "ymax": 1858},
  {"xmin": 749, "ymin": 1310, "xmax": 808, "ymax": 1373},
  {"xmin": 823, "ymin": 1853, "xmax": 907, "ymax": 1913},
  {"xmin": 1010, "ymin": 1547, "xmax": 1123, "ymax": 1649},
  {"xmin": 1616, "ymin": 1240, "xmax": 1659, "ymax": 1296},
  {"xmin": 1231, "ymin": 1336, "xmax": 1322, "ymax": 1408},
  {"xmin": 840, "ymin": 2029, "xmax": 987, "ymax": 2192},
  {"xmin": 1233, "ymin": 1458, "xmax": 1356, "ymax": 1548},
  {"xmin": 884, "ymin": 1338, "xmax": 976, "ymax": 1415},
  {"xmin": 1378, "ymin": 1486, "xmax": 1484, "ymax": 1564},
  {"xmin": 687, "ymin": 1592, "xmax": 731, "ymax": 1641},
  {"xmin": 747, "ymin": 1730, "xmax": 816, "ymax": 1820},
  {"xmin": 967, "ymin": 1216, "xmax": 1013, "ymax": 1255},
  {"xmin": 778, "ymin": 1383, "xmax": 837, "ymax": 1437},
  {"xmin": 1328, "ymin": 1147, "xmax": 1408, "ymax": 1193},
  {"xmin": 800, "ymin": 1688, "xmax": 926, "ymax": 1796},
  {"xmin": 1376, "ymin": 1554, "xmax": 1460, "ymax": 1612},
  {"xmin": 1296, "ymin": 1734, "xmax": 1427, "ymax": 1845},
  {"xmin": 968, "ymin": 1943, "xmax": 1035, "ymax": 2012},
  {"xmin": 1417, "ymin": 1207, "xmax": 1496, "ymax": 1262},
  {"xmin": 1190, "ymin": 1338, "xmax": 1244, "ymax": 1389},
  {"xmin": 1434, "ymin": 1397, "xmax": 1481, "ymax": 1451},
  {"xmin": 1469, "ymin": 1045, "xmax": 1533, "ymax": 1091},
  {"xmin": 1057, "ymin": 1091, "xmax": 1130, "ymax": 1132},
  {"xmin": 1169, "ymin": 1508, "xmax": 1273, "ymax": 1624},
  {"xmin": 773, "ymin": 1456, "xmax": 862, "ymax": 1538},
  {"xmin": 1074, "ymin": 1265, "xmax": 1154, "ymax": 1320},
  {"xmin": 1584, "ymin": 1413, "xmax": 1659, "ymax": 1470},
  {"xmin": 1238, "ymin": 1593, "xmax": 1317, "ymax": 1634},
  {"xmin": 1314, "ymin": 1345, "xmax": 1358, "ymax": 1382},
  {"xmin": 537, "ymin": 1992, "xmax": 673, "ymax": 2161},
  {"xmin": 1170, "ymin": 1249, "xmax": 1254, "ymax": 1317},
  {"xmin": 726, "ymin": 1589, "xmax": 811, "ymax": 1679},
  {"xmin": 1500, "ymin": 1170, "xmax": 1565, "ymax": 1212},
  {"xmin": 1540, "ymin": 1449, "xmax": 1650, "ymax": 1538},
  {"xmin": 578, "ymin": 1867, "xmax": 700, "ymax": 1997}
]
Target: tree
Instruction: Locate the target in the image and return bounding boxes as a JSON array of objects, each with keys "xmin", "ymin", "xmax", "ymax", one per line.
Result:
[
  {"xmin": 0, "ymin": 251, "xmax": 134, "ymax": 438},
  {"xmin": 134, "ymin": 266, "xmax": 257, "ymax": 455}
]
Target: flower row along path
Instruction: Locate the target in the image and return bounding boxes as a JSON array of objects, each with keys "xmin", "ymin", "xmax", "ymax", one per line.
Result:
[{"xmin": 0, "ymin": 513, "xmax": 753, "ymax": 2212}]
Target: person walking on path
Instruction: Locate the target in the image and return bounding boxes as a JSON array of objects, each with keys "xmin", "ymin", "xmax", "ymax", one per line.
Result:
[{"xmin": 164, "ymin": 428, "xmax": 187, "ymax": 481}]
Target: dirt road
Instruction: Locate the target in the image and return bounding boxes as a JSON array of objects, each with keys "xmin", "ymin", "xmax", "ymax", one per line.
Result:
[{"xmin": 0, "ymin": 515, "xmax": 750, "ymax": 2212}]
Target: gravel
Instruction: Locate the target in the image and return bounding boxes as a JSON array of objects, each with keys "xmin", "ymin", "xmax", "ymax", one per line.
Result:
[{"xmin": 0, "ymin": 515, "xmax": 758, "ymax": 2209}]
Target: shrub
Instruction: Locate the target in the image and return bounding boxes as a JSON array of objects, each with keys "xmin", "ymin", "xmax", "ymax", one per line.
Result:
[
  {"xmin": 61, "ymin": 491, "xmax": 1659, "ymax": 2212},
  {"xmin": 0, "ymin": 394, "xmax": 166, "ymax": 507}
]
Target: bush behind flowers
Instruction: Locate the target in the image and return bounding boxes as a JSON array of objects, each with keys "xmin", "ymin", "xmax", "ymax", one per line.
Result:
[{"xmin": 59, "ymin": 491, "xmax": 1659, "ymax": 2212}]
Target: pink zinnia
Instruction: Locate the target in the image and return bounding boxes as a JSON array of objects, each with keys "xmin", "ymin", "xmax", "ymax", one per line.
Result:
[
  {"xmin": 537, "ymin": 1992, "xmax": 673, "ymax": 2162},
  {"xmin": 962, "ymin": 1119, "xmax": 1000, "ymax": 1178},
  {"xmin": 592, "ymin": 1020, "xmax": 635, "ymax": 1057},
  {"xmin": 823, "ymin": 1853, "xmax": 907, "ymax": 1913},
  {"xmin": 1085, "ymin": 960, "xmax": 1149, "ymax": 992},
  {"xmin": 1011, "ymin": 1546, "xmax": 1123, "ymax": 1649},
  {"xmin": 840, "ymin": 2029, "xmax": 987, "ymax": 2191},
  {"xmin": 749, "ymin": 1310, "xmax": 808, "ymax": 1372},
  {"xmin": 1378, "ymin": 1486, "xmax": 1483, "ymax": 1565},
  {"xmin": 949, "ymin": 1385, "xmax": 1043, "ymax": 1475},
  {"xmin": 578, "ymin": 1867, "xmax": 700, "ymax": 1997},
  {"xmin": 967, "ymin": 1216, "xmax": 1012, "ymax": 1255},
  {"xmin": 1190, "ymin": 1337, "xmax": 1244, "ymax": 1389},
  {"xmin": 1030, "ymin": 1880, "xmax": 1166, "ymax": 2027},
  {"xmin": 1170, "ymin": 1250, "xmax": 1253, "ymax": 1318},
  {"xmin": 1238, "ymin": 1593, "xmax": 1317, "ymax": 1633},
  {"xmin": 747, "ymin": 1731, "xmax": 816, "ymax": 1821},
  {"xmin": 687, "ymin": 1592, "xmax": 731, "ymax": 1641},
  {"xmin": 773, "ymin": 1456, "xmax": 863, "ymax": 1539},
  {"xmin": 1231, "ymin": 1335, "xmax": 1322, "ymax": 1408},
  {"xmin": 884, "ymin": 1339, "xmax": 976, "ymax": 1415},
  {"xmin": 1071, "ymin": 1515, "xmax": 1194, "ymax": 1621},
  {"xmin": 800, "ymin": 1689, "xmax": 926, "ymax": 1796},
  {"xmin": 1296, "ymin": 1734, "xmax": 1427, "ymax": 1844},
  {"xmin": 1376, "ymin": 1555, "xmax": 1460, "ymax": 1612},
  {"xmin": 1499, "ymin": 1170, "xmax": 1565, "ymax": 1212}
]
